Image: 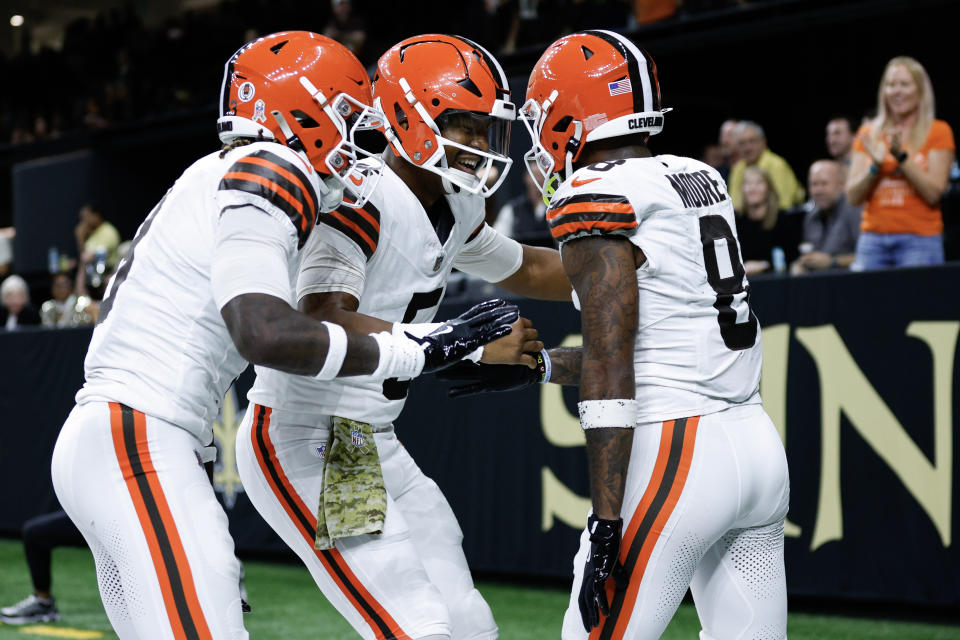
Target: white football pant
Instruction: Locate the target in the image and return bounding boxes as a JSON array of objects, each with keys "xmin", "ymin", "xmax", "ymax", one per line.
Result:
[
  {"xmin": 562, "ymin": 403, "xmax": 790, "ymax": 640},
  {"xmin": 51, "ymin": 401, "xmax": 247, "ymax": 640},
  {"xmin": 235, "ymin": 403, "xmax": 497, "ymax": 640}
]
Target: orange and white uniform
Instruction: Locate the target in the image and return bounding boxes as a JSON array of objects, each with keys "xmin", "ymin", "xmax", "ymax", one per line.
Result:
[
  {"xmin": 51, "ymin": 141, "xmax": 323, "ymax": 640},
  {"xmin": 551, "ymin": 157, "xmax": 790, "ymax": 640},
  {"xmin": 235, "ymin": 159, "xmax": 523, "ymax": 640}
]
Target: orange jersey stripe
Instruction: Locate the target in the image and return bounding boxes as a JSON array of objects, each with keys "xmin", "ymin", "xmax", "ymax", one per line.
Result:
[
  {"xmin": 223, "ymin": 170, "xmax": 307, "ymax": 231},
  {"xmin": 110, "ymin": 404, "xmax": 212, "ymax": 640},
  {"xmin": 250, "ymin": 405, "xmax": 410, "ymax": 640},
  {"xmin": 236, "ymin": 156, "xmax": 316, "ymax": 218},
  {"xmin": 327, "ymin": 209, "xmax": 377, "ymax": 253},
  {"xmin": 551, "ymin": 219, "xmax": 637, "ymax": 238},
  {"xmin": 547, "ymin": 201, "xmax": 635, "ymax": 221},
  {"xmin": 349, "ymin": 206, "xmax": 381, "ymax": 233}
]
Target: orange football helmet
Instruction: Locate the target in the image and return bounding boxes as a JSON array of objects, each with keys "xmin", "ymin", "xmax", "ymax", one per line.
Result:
[
  {"xmin": 217, "ymin": 31, "xmax": 384, "ymax": 207},
  {"xmin": 372, "ymin": 34, "xmax": 515, "ymax": 197},
  {"xmin": 520, "ymin": 30, "xmax": 670, "ymax": 196}
]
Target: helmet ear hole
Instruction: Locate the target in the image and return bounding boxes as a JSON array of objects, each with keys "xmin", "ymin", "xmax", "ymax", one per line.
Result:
[
  {"xmin": 552, "ymin": 142, "xmax": 559, "ymax": 150},
  {"xmin": 290, "ymin": 110, "xmax": 320, "ymax": 128},
  {"xmin": 393, "ymin": 102, "xmax": 409, "ymax": 131},
  {"xmin": 314, "ymin": 139, "xmax": 323, "ymax": 148},
  {"xmin": 552, "ymin": 115, "xmax": 573, "ymax": 133},
  {"xmin": 431, "ymin": 98, "xmax": 440, "ymax": 107}
]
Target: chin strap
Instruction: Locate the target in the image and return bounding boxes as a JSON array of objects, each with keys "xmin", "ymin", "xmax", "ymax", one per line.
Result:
[{"xmin": 319, "ymin": 175, "xmax": 345, "ymax": 213}]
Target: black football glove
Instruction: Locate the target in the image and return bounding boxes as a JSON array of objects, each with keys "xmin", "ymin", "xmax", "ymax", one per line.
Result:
[
  {"xmin": 435, "ymin": 351, "xmax": 548, "ymax": 398},
  {"xmin": 409, "ymin": 299, "xmax": 518, "ymax": 374},
  {"xmin": 579, "ymin": 515, "xmax": 624, "ymax": 632}
]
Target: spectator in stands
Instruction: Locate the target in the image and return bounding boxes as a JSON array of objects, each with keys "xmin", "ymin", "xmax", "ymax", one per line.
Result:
[
  {"xmin": 0, "ymin": 511, "xmax": 85, "ymax": 625},
  {"xmin": 493, "ymin": 167, "xmax": 554, "ymax": 247},
  {"xmin": 74, "ymin": 203, "xmax": 120, "ymax": 296},
  {"xmin": 0, "ymin": 227, "xmax": 13, "ymax": 278},
  {"xmin": 847, "ymin": 56, "xmax": 955, "ymax": 269},
  {"xmin": 700, "ymin": 143, "xmax": 725, "ymax": 173},
  {"xmin": 729, "ymin": 120, "xmax": 805, "ymax": 212},
  {"xmin": 323, "ymin": 0, "xmax": 367, "ymax": 59},
  {"xmin": 826, "ymin": 116, "xmax": 855, "ymax": 168},
  {"xmin": 791, "ymin": 160, "xmax": 861, "ymax": 274},
  {"xmin": 717, "ymin": 118, "xmax": 740, "ymax": 180},
  {"xmin": 735, "ymin": 165, "xmax": 800, "ymax": 275},
  {"xmin": 1, "ymin": 275, "xmax": 41, "ymax": 330},
  {"xmin": 40, "ymin": 272, "xmax": 95, "ymax": 327}
]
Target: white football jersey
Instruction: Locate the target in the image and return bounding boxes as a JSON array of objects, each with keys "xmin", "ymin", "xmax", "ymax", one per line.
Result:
[
  {"xmin": 248, "ymin": 161, "xmax": 522, "ymax": 424},
  {"xmin": 548, "ymin": 155, "xmax": 762, "ymax": 422},
  {"xmin": 78, "ymin": 141, "xmax": 324, "ymax": 443}
]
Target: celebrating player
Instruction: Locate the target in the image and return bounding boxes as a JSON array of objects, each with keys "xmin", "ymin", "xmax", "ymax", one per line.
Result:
[
  {"xmin": 445, "ymin": 30, "xmax": 790, "ymax": 639},
  {"xmin": 50, "ymin": 32, "xmax": 517, "ymax": 640},
  {"xmin": 234, "ymin": 34, "xmax": 571, "ymax": 640}
]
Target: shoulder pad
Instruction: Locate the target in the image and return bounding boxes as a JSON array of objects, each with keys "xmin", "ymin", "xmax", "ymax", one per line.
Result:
[
  {"xmin": 218, "ymin": 146, "xmax": 319, "ymax": 249},
  {"xmin": 319, "ymin": 196, "xmax": 382, "ymax": 261}
]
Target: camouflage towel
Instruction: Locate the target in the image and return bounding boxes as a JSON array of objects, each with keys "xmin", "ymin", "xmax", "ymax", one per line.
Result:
[{"xmin": 314, "ymin": 417, "xmax": 387, "ymax": 550}]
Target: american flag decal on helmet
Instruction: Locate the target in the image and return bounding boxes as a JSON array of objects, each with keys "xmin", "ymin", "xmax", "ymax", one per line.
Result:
[{"xmin": 608, "ymin": 78, "xmax": 632, "ymax": 96}]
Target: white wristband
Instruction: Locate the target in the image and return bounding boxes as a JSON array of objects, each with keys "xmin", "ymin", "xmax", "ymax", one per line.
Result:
[
  {"xmin": 370, "ymin": 331, "xmax": 425, "ymax": 380},
  {"xmin": 578, "ymin": 399, "xmax": 638, "ymax": 430},
  {"xmin": 315, "ymin": 322, "xmax": 348, "ymax": 380}
]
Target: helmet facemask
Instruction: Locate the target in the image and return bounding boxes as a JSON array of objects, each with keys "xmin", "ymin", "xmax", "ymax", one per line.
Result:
[
  {"xmin": 433, "ymin": 110, "xmax": 512, "ymax": 197},
  {"xmin": 297, "ymin": 78, "xmax": 385, "ymax": 210},
  {"xmin": 519, "ymin": 92, "xmax": 574, "ymax": 202}
]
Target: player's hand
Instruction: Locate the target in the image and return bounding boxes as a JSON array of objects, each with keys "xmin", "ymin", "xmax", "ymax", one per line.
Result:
[
  {"xmin": 480, "ymin": 317, "xmax": 543, "ymax": 367},
  {"xmin": 409, "ymin": 299, "xmax": 518, "ymax": 374},
  {"xmin": 435, "ymin": 355, "xmax": 547, "ymax": 398},
  {"xmin": 579, "ymin": 515, "xmax": 623, "ymax": 632}
]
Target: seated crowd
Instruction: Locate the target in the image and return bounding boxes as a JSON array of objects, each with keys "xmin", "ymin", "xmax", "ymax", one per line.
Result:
[{"xmin": 693, "ymin": 55, "xmax": 955, "ymax": 276}]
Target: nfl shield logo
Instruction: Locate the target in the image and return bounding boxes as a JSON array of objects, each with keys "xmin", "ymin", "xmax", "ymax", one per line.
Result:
[
  {"xmin": 316, "ymin": 444, "xmax": 326, "ymax": 460},
  {"xmin": 252, "ymin": 99, "xmax": 267, "ymax": 123},
  {"xmin": 432, "ymin": 253, "xmax": 445, "ymax": 272},
  {"xmin": 351, "ymin": 428, "xmax": 365, "ymax": 448}
]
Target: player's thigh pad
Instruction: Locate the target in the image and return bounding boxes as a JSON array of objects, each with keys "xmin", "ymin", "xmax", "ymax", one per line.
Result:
[
  {"xmin": 236, "ymin": 405, "xmax": 450, "ymax": 639},
  {"xmin": 52, "ymin": 402, "xmax": 246, "ymax": 640}
]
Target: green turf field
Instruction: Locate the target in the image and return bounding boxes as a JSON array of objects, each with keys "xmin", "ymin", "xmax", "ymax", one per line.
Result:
[{"xmin": 0, "ymin": 538, "xmax": 957, "ymax": 639}]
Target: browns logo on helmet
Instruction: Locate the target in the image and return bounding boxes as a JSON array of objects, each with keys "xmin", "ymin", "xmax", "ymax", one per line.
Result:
[
  {"xmin": 372, "ymin": 34, "xmax": 516, "ymax": 197},
  {"xmin": 217, "ymin": 31, "xmax": 385, "ymax": 208},
  {"xmin": 520, "ymin": 30, "xmax": 671, "ymax": 197}
]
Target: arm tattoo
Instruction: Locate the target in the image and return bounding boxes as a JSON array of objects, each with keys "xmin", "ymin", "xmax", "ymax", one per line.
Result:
[
  {"xmin": 221, "ymin": 293, "xmax": 380, "ymax": 376},
  {"xmin": 585, "ymin": 428, "xmax": 634, "ymax": 520},
  {"xmin": 546, "ymin": 346, "xmax": 582, "ymax": 386},
  {"xmin": 562, "ymin": 236, "xmax": 639, "ymax": 518}
]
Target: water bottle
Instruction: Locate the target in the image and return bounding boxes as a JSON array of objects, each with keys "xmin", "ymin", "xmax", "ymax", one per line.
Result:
[
  {"xmin": 771, "ymin": 246, "xmax": 786, "ymax": 274},
  {"xmin": 48, "ymin": 246, "xmax": 59, "ymax": 274}
]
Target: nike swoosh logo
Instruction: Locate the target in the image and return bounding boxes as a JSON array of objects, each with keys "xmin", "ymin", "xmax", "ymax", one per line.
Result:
[
  {"xmin": 349, "ymin": 174, "xmax": 363, "ymax": 186},
  {"xmin": 571, "ymin": 176, "xmax": 601, "ymax": 188}
]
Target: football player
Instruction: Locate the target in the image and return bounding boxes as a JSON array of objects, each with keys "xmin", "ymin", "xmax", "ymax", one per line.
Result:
[
  {"xmin": 50, "ymin": 32, "xmax": 517, "ymax": 640},
  {"xmin": 234, "ymin": 34, "xmax": 571, "ymax": 640},
  {"xmin": 444, "ymin": 30, "xmax": 791, "ymax": 640}
]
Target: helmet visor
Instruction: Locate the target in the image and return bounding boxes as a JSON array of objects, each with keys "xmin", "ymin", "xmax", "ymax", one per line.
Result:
[{"xmin": 434, "ymin": 109, "xmax": 513, "ymax": 196}]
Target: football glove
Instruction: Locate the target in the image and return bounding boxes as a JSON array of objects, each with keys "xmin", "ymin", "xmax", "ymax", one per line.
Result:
[
  {"xmin": 435, "ymin": 352, "xmax": 548, "ymax": 398},
  {"xmin": 409, "ymin": 299, "xmax": 518, "ymax": 374},
  {"xmin": 579, "ymin": 515, "xmax": 624, "ymax": 632}
]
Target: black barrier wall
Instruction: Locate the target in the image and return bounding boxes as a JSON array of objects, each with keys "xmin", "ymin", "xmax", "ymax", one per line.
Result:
[{"xmin": 1, "ymin": 267, "xmax": 958, "ymax": 605}]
